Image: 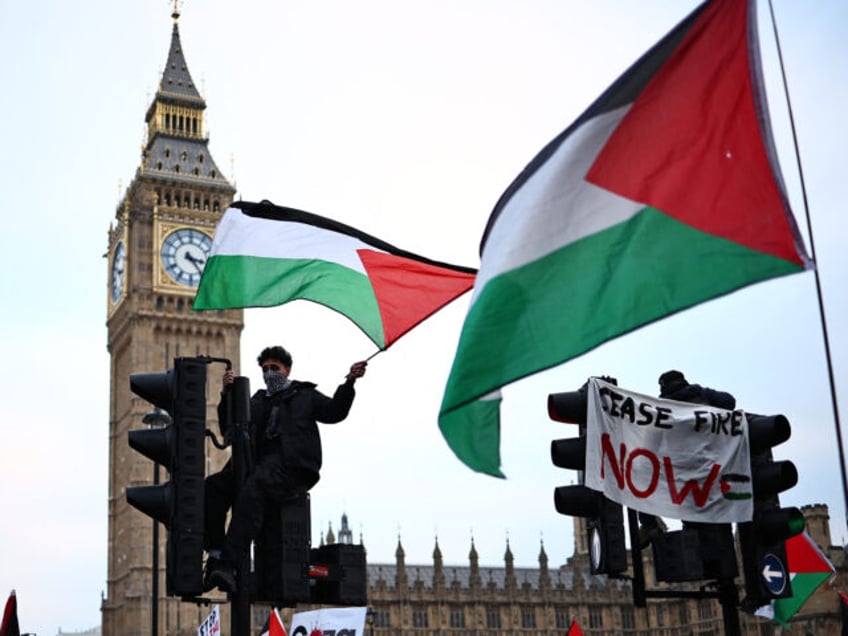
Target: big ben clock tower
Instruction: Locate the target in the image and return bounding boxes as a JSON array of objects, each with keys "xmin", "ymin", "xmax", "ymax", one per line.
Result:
[{"xmin": 103, "ymin": 7, "xmax": 242, "ymax": 636}]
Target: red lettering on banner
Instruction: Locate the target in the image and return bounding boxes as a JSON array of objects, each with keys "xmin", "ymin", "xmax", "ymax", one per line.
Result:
[
  {"xmin": 600, "ymin": 432, "xmax": 625, "ymax": 488},
  {"xmin": 664, "ymin": 457, "xmax": 721, "ymax": 507},
  {"xmin": 598, "ymin": 433, "xmax": 720, "ymax": 506},
  {"xmin": 625, "ymin": 447, "xmax": 660, "ymax": 498}
]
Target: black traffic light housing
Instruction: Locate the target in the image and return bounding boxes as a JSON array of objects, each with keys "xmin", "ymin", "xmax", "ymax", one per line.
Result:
[
  {"xmin": 549, "ymin": 378, "xmax": 627, "ymax": 576},
  {"xmin": 127, "ymin": 357, "xmax": 208, "ymax": 598},
  {"xmin": 739, "ymin": 413, "xmax": 804, "ymax": 608}
]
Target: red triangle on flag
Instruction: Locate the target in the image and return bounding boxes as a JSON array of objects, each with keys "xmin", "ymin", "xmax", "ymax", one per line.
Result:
[
  {"xmin": 586, "ymin": 0, "xmax": 804, "ymax": 267},
  {"xmin": 0, "ymin": 590, "xmax": 20, "ymax": 636},
  {"xmin": 567, "ymin": 618, "xmax": 584, "ymax": 636},
  {"xmin": 786, "ymin": 532, "xmax": 834, "ymax": 575},
  {"xmin": 358, "ymin": 249, "xmax": 476, "ymax": 348},
  {"xmin": 268, "ymin": 608, "xmax": 287, "ymax": 636}
]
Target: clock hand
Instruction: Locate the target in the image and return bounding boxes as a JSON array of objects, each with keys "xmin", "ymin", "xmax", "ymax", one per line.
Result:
[{"xmin": 185, "ymin": 252, "xmax": 206, "ymax": 272}]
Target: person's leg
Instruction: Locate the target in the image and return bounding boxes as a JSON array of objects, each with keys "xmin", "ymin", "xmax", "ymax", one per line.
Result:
[
  {"xmin": 204, "ymin": 466, "xmax": 235, "ymax": 553},
  {"xmin": 222, "ymin": 455, "xmax": 292, "ymax": 560},
  {"xmin": 208, "ymin": 456, "xmax": 301, "ymax": 592}
]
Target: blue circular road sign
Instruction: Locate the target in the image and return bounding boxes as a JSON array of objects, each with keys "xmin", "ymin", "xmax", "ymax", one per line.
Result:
[{"xmin": 760, "ymin": 553, "xmax": 787, "ymax": 596}]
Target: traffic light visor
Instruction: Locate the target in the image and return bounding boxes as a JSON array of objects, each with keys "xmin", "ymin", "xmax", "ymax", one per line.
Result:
[
  {"xmin": 752, "ymin": 460, "xmax": 798, "ymax": 498},
  {"xmin": 551, "ymin": 437, "xmax": 586, "ymax": 470},
  {"xmin": 130, "ymin": 370, "xmax": 175, "ymax": 412},
  {"xmin": 748, "ymin": 414, "xmax": 790, "ymax": 452},
  {"xmin": 759, "ymin": 506, "xmax": 805, "ymax": 545},
  {"xmin": 554, "ymin": 485, "xmax": 600, "ymax": 517},
  {"xmin": 127, "ymin": 483, "xmax": 173, "ymax": 527},
  {"xmin": 548, "ymin": 391, "xmax": 586, "ymax": 424},
  {"xmin": 128, "ymin": 426, "xmax": 174, "ymax": 469}
]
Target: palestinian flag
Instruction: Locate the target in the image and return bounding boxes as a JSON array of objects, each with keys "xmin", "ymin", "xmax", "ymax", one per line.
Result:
[
  {"xmin": 259, "ymin": 608, "xmax": 288, "ymax": 636},
  {"xmin": 194, "ymin": 200, "xmax": 476, "ymax": 350},
  {"xmin": 439, "ymin": 0, "xmax": 811, "ymax": 477},
  {"xmin": 755, "ymin": 532, "xmax": 834, "ymax": 625}
]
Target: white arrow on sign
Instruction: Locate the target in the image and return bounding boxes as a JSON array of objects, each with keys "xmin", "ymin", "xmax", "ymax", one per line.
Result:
[{"xmin": 762, "ymin": 563, "xmax": 784, "ymax": 584}]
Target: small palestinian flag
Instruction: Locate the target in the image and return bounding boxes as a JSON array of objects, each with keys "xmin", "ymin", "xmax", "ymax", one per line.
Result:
[{"xmin": 195, "ymin": 200, "xmax": 476, "ymax": 350}]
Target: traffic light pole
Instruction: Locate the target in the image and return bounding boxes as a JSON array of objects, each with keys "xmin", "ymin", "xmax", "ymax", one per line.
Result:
[
  {"xmin": 627, "ymin": 509, "xmax": 741, "ymax": 635},
  {"xmin": 229, "ymin": 376, "xmax": 252, "ymax": 636}
]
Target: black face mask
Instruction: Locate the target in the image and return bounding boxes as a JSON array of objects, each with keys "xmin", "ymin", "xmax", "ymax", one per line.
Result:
[{"xmin": 263, "ymin": 369, "xmax": 290, "ymax": 394}]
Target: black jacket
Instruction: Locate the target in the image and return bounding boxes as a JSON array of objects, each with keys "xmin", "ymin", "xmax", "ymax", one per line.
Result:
[{"xmin": 218, "ymin": 379, "xmax": 356, "ymax": 486}]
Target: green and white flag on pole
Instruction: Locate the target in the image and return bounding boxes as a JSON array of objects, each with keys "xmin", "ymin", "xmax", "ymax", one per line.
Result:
[{"xmin": 439, "ymin": 0, "xmax": 811, "ymax": 477}]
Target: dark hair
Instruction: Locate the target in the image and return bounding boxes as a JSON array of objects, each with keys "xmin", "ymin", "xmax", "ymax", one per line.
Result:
[
  {"xmin": 257, "ymin": 346, "xmax": 292, "ymax": 368},
  {"xmin": 658, "ymin": 370, "xmax": 687, "ymax": 397}
]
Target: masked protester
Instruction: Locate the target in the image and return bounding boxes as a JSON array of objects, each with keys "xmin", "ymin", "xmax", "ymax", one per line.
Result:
[{"xmin": 203, "ymin": 345, "xmax": 367, "ymax": 593}]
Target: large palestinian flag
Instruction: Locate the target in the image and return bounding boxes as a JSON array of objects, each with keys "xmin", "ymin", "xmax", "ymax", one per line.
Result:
[
  {"xmin": 194, "ymin": 200, "xmax": 476, "ymax": 350},
  {"xmin": 439, "ymin": 0, "xmax": 812, "ymax": 477}
]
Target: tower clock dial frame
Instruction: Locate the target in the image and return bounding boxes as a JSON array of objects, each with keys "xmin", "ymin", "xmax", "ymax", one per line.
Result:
[
  {"xmin": 111, "ymin": 240, "xmax": 127, "ymax": 303},
  {"xmin": 154, "ymin": 220, "xmax": 214, "ymax": 293}
]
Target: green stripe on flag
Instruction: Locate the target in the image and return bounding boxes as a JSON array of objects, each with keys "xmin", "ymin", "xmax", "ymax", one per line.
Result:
[
  {"xmin": 438, "ymin": 393, "xmax": 504, "ymax": 478},
  {"xmin": 194, "ymin": 254, "xmax": 385, "ymax": 346},
  {"xmin": 772, "ymin": 572, "xmax": 832, "ymax": 625},
  {"xmin": 440, "ymin": 208, "xmax": 803, "ymax": 475}
]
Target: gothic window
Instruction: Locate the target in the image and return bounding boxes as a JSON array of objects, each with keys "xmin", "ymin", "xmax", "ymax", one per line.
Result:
[
  {"xmin": 589, "ymin": 607, "xmax": 603, "ymax": 629},
  {"xmin": 520, "ymin": 608, "xmax": 536, "ymax": 628},
  {"xmin": 174, "ymin": 164, "xmax": 180, "ymax": 173},
  {"xmin": 157, "ymin": 162, "xmax": 163, "ymax": 170},
  {"xmin": 656, "ymin": 605, "xmax": 664, "ymax": 627},
  {"xmin": 678, "ymin": 601, "xmax": 690, "ymax": 625},
  {"xmin": 372, "ymin": 609, "xmax": 390, "ymax": 628},
  {"xmin": 449, "ymin": 607, "xmax": 465, "ymax": 628},
  {"xmin": 203, "ymin": 198, "xmax": 210, "ymax": 210},
  {"xmin": 555, "ymin": 610, "xmax": 569, "ymax": 629},
  {"xmin": 194, "ymin": 168, "xmax": 200, "ymax": 176},
  {"xmin": 698, "ymin": 599, "xmax": 714, "ymax": 620},
  {"xmin": 213, "ymin": 200, "xmax": 220, "ymax": 212},
  {"xmin": 411, "ymin": 608, "xmax": 428, "ymax": 628},
  {"xmin": 165, "ymin": 148, "xmax": 171, "ymax": 158},
  {"xmin": 192, "ymin": 118, "xmax": 198, "ymax": 134},
  {"xmin": 210, "ymin": 170, "xmax": 217, "ymax": 178},
  {"xmin": 156, "ymin": 296, "xmax": 164, "ymax": 310},
  {"xmin": 198, "ymin": 154, "xmax": 204, "ymax": 163},
  {"xmin": 621, "ymin": 606, "xmax": 635, "ymax": 629},
  {"xmin": 486, "ymin": 607, "xmax": 501, "ymax": 628}
]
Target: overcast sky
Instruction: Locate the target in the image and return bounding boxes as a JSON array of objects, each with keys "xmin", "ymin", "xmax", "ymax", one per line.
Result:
[{"xmin": 0, "ymin": 1, "xmax": 845, "ymax": 635}]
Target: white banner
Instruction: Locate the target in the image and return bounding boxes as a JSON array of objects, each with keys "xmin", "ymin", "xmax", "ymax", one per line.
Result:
[
  {"xmin": 289, "ymin": 607, "xmax": 367, "ymax": 636},
  {"xmin": 584, "ymin": 378, "xmax": 752, "ymax": 522},
  {"xmin": 198, "ymin": 605, "xmax": 220, "ymax": 636}
]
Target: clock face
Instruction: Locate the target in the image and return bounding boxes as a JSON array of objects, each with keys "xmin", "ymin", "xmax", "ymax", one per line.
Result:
[
  {"xmin": 160, "ymin": 228, "xmax": 213, "ymax": 287},
  {"xmin": 111, "ymin": 241, "xmax": 126, "ymax": 303}
]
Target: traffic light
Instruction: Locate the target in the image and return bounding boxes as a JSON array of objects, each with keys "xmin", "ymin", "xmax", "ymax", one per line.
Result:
[
  {"xmin": 739, "ymin": 413, "xmax": 805, "ymax": 608},
  {"xmin": 127, "ymin": 357, "xmax": 207, "ymax": 598},
  {"xmin": 549, "ymin": 379, "xmax": 627, "ymax": 576}
]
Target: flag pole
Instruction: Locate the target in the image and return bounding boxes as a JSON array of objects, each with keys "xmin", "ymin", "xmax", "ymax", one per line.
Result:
[{"xmin": 766, "ymin": 0, "xmax": 848, "ymax": 527}]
